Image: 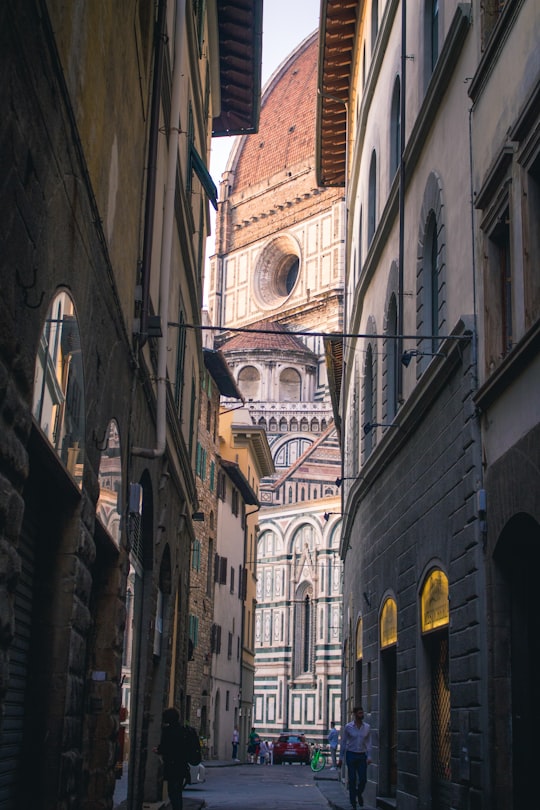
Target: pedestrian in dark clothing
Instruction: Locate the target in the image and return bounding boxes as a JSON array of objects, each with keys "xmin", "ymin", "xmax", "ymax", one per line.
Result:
[{"xmin": 156, "ymin": 707, "xmax": 189, "ymax": 810}]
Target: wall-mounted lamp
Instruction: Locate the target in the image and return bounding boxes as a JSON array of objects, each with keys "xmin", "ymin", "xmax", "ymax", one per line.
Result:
[
  {"xmin": 335, "ymin": 476, "xmax": 362, "ymax": 487},
  {"xmin": 324, "ymin": 511, "xmax": 346, "ymax": 522},
  {"xmin": 401, "ymin": 349, "xmax": 446, "ymax": 367},
  {"xmin": 363, "ymin": 422, "xmax": 400, "ymax": 435}
]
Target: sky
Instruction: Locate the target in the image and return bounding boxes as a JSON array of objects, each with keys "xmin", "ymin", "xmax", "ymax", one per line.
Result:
[{"xmin": 205, "ymin": 0, "xmax": 321, "ymax": 284}]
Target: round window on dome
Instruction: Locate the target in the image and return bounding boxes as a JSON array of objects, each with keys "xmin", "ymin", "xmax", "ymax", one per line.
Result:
[{"xmin": 254, "ymin": 234, "xmax": 301, "ymax": 307}]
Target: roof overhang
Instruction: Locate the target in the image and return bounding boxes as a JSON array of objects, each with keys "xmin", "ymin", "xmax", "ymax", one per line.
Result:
[
  {"xmin": 203, "ymin": 348, "xmax": 244, "ymax": 399},
  {"xmin": 316, "ymin": 0, "xmax": 358, "ymax": 187},
  {"xmin": 324, "ymin": 334, "xmax": 343, "ymax": 440},
  {"xmin": 212, "ymin": 0, "xmax": 263, "ymax": 137},
  {"xmin": 231, "ymin": 424, "xmax": 275, "ymax": 478},
  {"xmin": 221, "ymin": 458, "xmax": 259, "ymax": 505}
]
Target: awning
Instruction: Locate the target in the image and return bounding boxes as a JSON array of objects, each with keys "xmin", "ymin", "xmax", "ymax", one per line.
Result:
[
  {"xmin": 213, "ymin": 0, "xmax": 263, "ymax": 136},
  {"xmin": 324, "ymin": 334, "xmax": 343, "ymax": 438},
  {"xmin": 203, "ymin": 347, "xmax": 243, "ymax": 399},
  {"xmin": 191, "ymin": 145, "xmax": 218, "ymax": 210}
]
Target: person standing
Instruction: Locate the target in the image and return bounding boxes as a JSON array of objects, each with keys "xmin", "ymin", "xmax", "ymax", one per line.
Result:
[
  {"xmin": 232, "ymin": 727, "xmax": 240, "ymax": 761},
  {"xmin": 328, "ymin": 721, "xmax": 339, "ymax": 769},
  {"xmin": 338, "ymin": 706, "xmax": 371, "ymax": 809},
  {"xmin": 247, "ymin": 727, "xmax": 260, "ymax": 763},
  {"xmin": 156, "ymin": 707, "xmax": 189, "ymax": 810},
  {"xmin": 258, "ymin": 739, "xmax": 269, "ymax": 765}
]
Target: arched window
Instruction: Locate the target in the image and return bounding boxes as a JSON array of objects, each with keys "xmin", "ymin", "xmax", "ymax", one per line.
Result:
[
  {"xmin": 279, "ymin": 367, "xmax": 301, "ymax": 402},
  {"xmin": 424, "ymin": 211, "xmax": 439, "ymax": 352},
  {"xmin": 294, "ymin": 584, "xmax": 314, "ymax": 676},
  {"xmin": 258, "ymin": 416, "xmax": 267, "ymax": 428},
  {"xmin": 363, "ymin": 344, "xmax": 375, "ymax": 457},
  {"xmin": 371, "ymin": 0, "xmax": 379, "ymax": 54},
  {"xmin": 362, "ymin": 43, "xmax": 366, "ymax": 87},
  {"xmin": 279, "ymin": 417, "xmax": 288, "ymax": 432},
  {"xmin": 269, "ymin": 417, "xmax": 278, "ymax": 432},
  {"xmin": 425, "ymin": 0, "xmax": 439, "ymax": 83},
  {"xmin": 368, "ymin": 150, "xmax": 377, "ymax": 245},
  {"xmin": 303, "ymin": 595, "xmax": 312, "ymax": 671},
  {"xmin": 290, "ymin": 417, "xmax": 298, "ymax": 432},
  {"xmin": 238, "ymin": 366, "xmax": 260, "ymax": 400},
  {"xmin": 310, "ymin": 418, "xmax": 320, "ymax": 432},
  {"xmin": 386, "ymin": 293, "xmax": 399, "ymax": 421},
  {"xmin": 275, "ymin": 437, "xmax": 312, "ymax": 468},
  {"xmin": 390, "ymin": 77, "xmax": 401, "ymax": 179},
  {"xmin": 32, "ymin": 290, "xmax": 85, "ymax": 486},
  {"xmin": 300, "ymin": 417, "xmax": 309, "ymax": 431},
  {"xmin": 416, "ymin": 173, "xmax": 446, "ymax": 370}
]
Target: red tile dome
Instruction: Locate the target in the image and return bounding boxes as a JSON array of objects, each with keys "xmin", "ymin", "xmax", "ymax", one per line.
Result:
[{"xmin": 232, "ymin": 32, "xmax": 318, "ymax": 192}]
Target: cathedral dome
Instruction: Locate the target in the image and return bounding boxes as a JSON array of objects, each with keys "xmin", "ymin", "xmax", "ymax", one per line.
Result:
[{"xmin": 230, "ymin": 31, "xmax": 318, "ymax": 192}]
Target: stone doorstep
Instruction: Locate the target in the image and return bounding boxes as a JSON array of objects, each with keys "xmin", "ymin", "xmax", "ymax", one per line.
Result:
[{"xmin": 376, "ymin": 798, "xmax": 397, "ymax": 809}]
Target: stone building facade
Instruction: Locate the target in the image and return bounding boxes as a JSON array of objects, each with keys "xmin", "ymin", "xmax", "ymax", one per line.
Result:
[
  {"xmin": 186, "ymin": 338, "xmax": 242, "ymax": 749},
  {"xmin": 212, "ymin": 408, "xmax": 274, "ymax": 759},
  {"xmin": 468, "ymin": 2, "xmax": 540, "ymax": 807},
  {"xmin": 0, "ymin": 1, "xmax": 261, "ymax": 807},
  {"xmin": 209, "ymin": 32, "xmax": 345, "ymax": 745},
  {"xmin": 318, "ymin": 1, "xmax": 539, "ymax": 809}
]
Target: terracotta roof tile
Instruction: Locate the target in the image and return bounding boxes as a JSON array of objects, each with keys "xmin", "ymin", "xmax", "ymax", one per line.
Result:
[
  {"xmin": 219, "ymin": 321, "xmax": 316, "ymax": 357},
  {"xmin": 233, "ymin": 33, "xmax": 318, "ymax": 190}
]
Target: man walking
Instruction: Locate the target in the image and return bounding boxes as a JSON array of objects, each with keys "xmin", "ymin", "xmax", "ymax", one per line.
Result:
[
  {"xmin": 328, "ymin": 721, "xmax": 339, "ymax": 769},
  {"xmin": 338, "ymin": 706, "xmax": 371, "ymax": 809}
]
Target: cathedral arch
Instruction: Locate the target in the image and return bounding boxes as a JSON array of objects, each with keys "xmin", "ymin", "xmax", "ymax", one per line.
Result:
[
  {"xmin": 279, "ymin": 367, "xmax": 302, "ymax": 402},
  {"xmin": 97, "ymin": 419, "xmax": 123, "ymax": 546},
  {"xmin": 293, "ymin": 581, "xmax": 315, "ymax": 677},
  {"xmin": 237, "ymin": 365, "xmax": 261, "ymax": 400}
]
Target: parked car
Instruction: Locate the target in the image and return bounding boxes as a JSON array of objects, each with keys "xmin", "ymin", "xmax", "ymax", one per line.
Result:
[{"xmin": 273, "ymin": 733, "xmax": 310, "ymax": 765}]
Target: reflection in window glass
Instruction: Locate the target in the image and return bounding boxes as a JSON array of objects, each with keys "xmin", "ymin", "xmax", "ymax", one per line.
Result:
[
  {"xmin": 97, "ymin": 420, "xmax": 122, "ymax": 545},
  {"xmin": 33, "ymin": 291, "xmax": 85, "ymax": 486}
]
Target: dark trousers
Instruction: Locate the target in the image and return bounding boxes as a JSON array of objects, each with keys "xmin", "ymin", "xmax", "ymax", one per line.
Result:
[
  {"xmin": 346, "ymin": 751, "xmax": 367, "ymax": 806},
  {"xmin": 166, "ymin": 777, "xmax": 182, "ymax": 810}
]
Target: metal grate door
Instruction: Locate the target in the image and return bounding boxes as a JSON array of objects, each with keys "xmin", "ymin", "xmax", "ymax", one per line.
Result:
[{"xmin": 431, "ymin": 634, "xmax": 451, "ymax": 807}]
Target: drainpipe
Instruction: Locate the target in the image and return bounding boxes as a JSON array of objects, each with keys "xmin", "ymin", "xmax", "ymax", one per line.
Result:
[
  {"xmin": 397, "ymin": 0, "xmax": 407, "ymax": 403},
  {"xmin": 139, "ymin": 0, "xmax": 167, "ymax": 348},
  {"xmin": 133, "ymin": 0, "xmax": 187, "ymax": 459}
]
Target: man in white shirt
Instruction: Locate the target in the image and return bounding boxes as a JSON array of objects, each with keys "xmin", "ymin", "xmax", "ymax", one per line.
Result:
[
  {"xmin": 327, "ymin": 721, "xmax": 339, "ymax": 769},
  {"xmin": 338, "ymin": 706, "xmax": 371, "ymax": 809}
]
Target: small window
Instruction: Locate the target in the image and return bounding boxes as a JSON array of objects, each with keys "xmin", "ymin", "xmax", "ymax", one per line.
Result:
[
  {"xmin": 371, "ymin": 0, "xmax": 379, "ymax": 54},
  {"xmin": 424, "ymin": 211, "xmax": 440, "ymax": 352},
  {"xmin": 368, "ymin": 151, "xmax": 377, "ymax": 245},
  {"xmin": 390, "ymin": 77, "xmax": 401, "ymax": 179},
  {"xmin": 425, "ymin": 0, "xmax": 439, "ymax": 85}
]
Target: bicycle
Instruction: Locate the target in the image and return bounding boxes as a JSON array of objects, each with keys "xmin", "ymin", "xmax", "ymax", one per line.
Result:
[{"xmin": 310, "ymin": 744, "xmax": 327, "ymax": 772}]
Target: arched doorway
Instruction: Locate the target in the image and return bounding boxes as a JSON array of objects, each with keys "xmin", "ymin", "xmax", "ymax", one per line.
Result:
[
  {"xmin": 420, "ymin": 569, "xmax": 450, "ymax": 810},
  {"xmin": 379, "ymin": 597, "xmax": 397, "ymax": 798}
]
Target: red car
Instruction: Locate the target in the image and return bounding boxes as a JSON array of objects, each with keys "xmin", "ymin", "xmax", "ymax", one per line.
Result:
[{"xmin": 273, "ymin": 733, "xmax": 311, "ymax": 765}]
